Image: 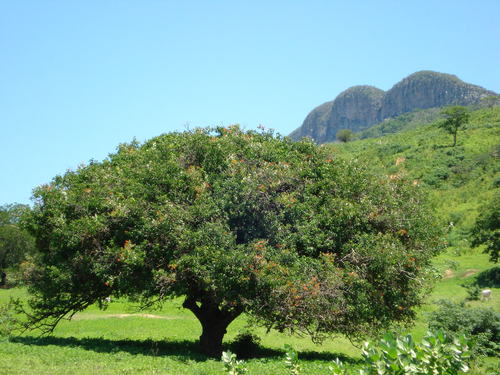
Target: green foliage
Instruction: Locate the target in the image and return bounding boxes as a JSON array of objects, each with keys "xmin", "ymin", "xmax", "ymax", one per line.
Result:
[
  {"xmin": 439, "ymin": 106, "xmax": 470, "ymax": 147},
  {"xmin": 21, "ymin": 126, "xmax": 442, "ymax": 356},
  {"xmin": 329, "ymin": 358, "xmax": 350, "ymax": 375},
  {"xmin": 222, "ymin": 351, "xmax": 247, "ymax": 375},
  {"xmin": 428, "ymin": 300, "xmax": 499, "ymax": 358},
  {"xmin": 0, "ymin": 300, "xmax": 20, "ymax": 337},
  {"xmin": 284, "ymin": 345, "xmax": 301, "ymax": 375},
  {"xmin": 475, "ymin": 267, "xmax": 500, "ymax": 288},
  {"xmin": 336, "ymin": 129, "xmax": 354, "ymax": 143},
  {"xmin": 461, "ymin": 266, "xmax": 499, "ymax": 301},
  {"xmin": 471, "ymin": 192, "xmax": 499, "ymax": 262},
  {"xmin": 359, "ymin": 107, "xmax": 442, "ymax": 139},
  {"xmin": 0, "ymin": 203, "xmax": 35, "ymax": 285},
  {"xmin": 358, "ymin": 331, "xmax": 470, "ymax": 375},
  {"xmin": 463, "ymin": 282, "xmax": 482, "ymax": 301},
  {"xmin": 224, "ymin": 332, "xmax": 471, "ymax": 375},
  {"xmin": 230, "ymin": 331, "xmax": 261, "ymax": 358}
]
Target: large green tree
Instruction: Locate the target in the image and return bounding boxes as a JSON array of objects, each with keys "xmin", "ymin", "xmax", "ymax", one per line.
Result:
[
  {"xmin": 22, "ymin": 127, "xmax": 442, "ymax": 357},
  {"xmin": 0, "ymin": 203, "xmax": 35, "ymax": 285},
  {"xmin": 439, "ymin": 106, "xmax": 470, "ymax": 147}
]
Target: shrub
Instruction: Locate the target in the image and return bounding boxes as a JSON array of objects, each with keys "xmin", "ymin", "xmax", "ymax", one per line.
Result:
[
  {"xmin": 230, "ymin": 331, "xmax": 261, "ymax": 358},
  {"xmin": 0, "ymin": 300, "xmax": 20, "ymax": 337},
  {"xmin": 284, "ymin": 345, "xmax": 301, "ymax": 375},
  {"xmin": 475, "ymin": 266, "xmax": 500, "ymax": 288},
  {"xmin": 221, "ymin": 351, "xmax": 247, "ymax": 375},
  {"xmin": 358, "ymin": 331, "xmax": 470, "ymax": 375},
  {"xmin": 428, "ymin": 300, "xmax": 499, "ymax": 357},
  {"xmin": 462, "ymin": 282, "xmax": 482, "ymax": 301}
]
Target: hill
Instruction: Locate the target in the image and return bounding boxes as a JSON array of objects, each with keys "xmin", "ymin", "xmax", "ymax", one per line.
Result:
[
  {"xmin": 358, "ymin": 107, "xmax": 442, "ymax": 139},
  {"xmin": 328, "ymin": 105, "xmax": 500, "ymax": 250},
  {"xmin": 290, "ymin": 71, "xmax": 497, "ymax": 144}
]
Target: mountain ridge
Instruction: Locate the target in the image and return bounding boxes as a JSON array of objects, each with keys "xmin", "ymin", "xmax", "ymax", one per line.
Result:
[{"xmin": 290, "ymin": 71, "xmax": 497, "ymax": 143}]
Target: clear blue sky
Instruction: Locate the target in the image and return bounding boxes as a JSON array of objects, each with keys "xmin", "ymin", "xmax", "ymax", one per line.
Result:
[{"xmin": 1, "ymin": 1, "xmax": 499, "ymax": 206}]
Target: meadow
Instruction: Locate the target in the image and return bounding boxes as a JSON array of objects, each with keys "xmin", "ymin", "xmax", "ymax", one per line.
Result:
[{"xmin": 1, "ymin": 245, "xmax": 498, "ymax": 375}]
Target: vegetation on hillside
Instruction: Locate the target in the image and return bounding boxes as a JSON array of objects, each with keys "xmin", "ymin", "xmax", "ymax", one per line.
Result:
[
  {"xmin": 330, "ymin": 106, "xmax": 500, "ymax": 257},
  {"xmin": 0, "ymin": 204, "xmax": 35, "ymax": 286},
  {"xmin": 471, "ymin": 192, "xmax": 499, "ymax": 262},
  {"xmin": 358, "ymin": 107, "xmax": 442, "ymax": 139}
]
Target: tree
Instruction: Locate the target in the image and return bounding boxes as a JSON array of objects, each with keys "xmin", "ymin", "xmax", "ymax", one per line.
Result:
[
  {"xmin": 471, "ymin": 192, "xmax": 499, "ymax": 262},
  {"xmin": 22, "ymin": 127, "xmax": 442, "ymax": 357},
  {"xmin": 336, "ymin": 129, "xmax": 354, "ymax": 143},
  {"xmin": 0, "ymin": 204, "xmax": 35, "ymax": 285},
  {"xmin": 439, "ymin": 106, "xmax": 470, "ymax": 147}
]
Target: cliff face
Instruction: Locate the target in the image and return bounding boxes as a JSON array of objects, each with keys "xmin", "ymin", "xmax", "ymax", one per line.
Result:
[
  {"xmin": 379, "ymin": 71, "xmax": 493, "ymax": 119},
  {"xmin": 290, "ymin": 86, "xmax": 384, "ymax": 144},
  {"xmin": 290, "ymin": 71, "xmax": 496, "ymax": 143}
]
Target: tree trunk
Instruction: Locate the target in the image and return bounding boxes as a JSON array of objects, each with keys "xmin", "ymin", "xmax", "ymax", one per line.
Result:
[
  {"xmin": 452, "ymin": 131, "xmax": 457, "ymax": 147},
  {"xmin": 199, "ymin": 318, "xmax": 229, "ymax": 358},
  {"xmin": 183, "ymin": 296, "xmax": 242, "ymax": 358}
]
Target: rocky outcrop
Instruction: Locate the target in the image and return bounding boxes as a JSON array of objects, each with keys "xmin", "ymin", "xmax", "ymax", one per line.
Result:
[
  {"xmin": 290, "ymin": 71, "xmax": 496, "ymax": 143},
  {"xmin": 289, "ymin": 86, "xmax": 384, "ymax": 144},
  {"xmin": 379, "ymin": 71, "xmax": 494, "ymax": 119}
]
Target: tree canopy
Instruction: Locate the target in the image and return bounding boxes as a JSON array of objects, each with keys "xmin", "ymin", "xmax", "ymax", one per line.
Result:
[
  {"xmin": 0, "ymin": 203, "xmax": 35, "ymax": 285},
  {"xmin": 22, "ymin": 127, "xmax": 443, "ymax": 357},
  {"xmin": 336, "ymin": 129, "xmax": 355, "ymax": 143}
]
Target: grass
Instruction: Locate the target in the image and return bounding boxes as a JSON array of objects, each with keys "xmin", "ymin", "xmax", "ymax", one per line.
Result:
[
  {"xmin": 0, "ymin": 288, "xmax": 360, "ymax": 374},
  {"xmin": 1, "ymin": 247, "xmax": 498, "ymax": 374}
]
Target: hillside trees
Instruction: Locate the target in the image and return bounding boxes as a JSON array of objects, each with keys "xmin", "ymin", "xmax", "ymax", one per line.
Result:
[
  {"xmin": 471, "ymin": 192, "xmax": 499, "ymax": 262},
  {"xmin": 22, "ymin": 127, "xmax": 443, "ymax": 357},
  {"xmin": 0, "ymin": 204, "xmax": 35, "ymax": 285},
  {"xmin": 439, "ymin": 106, "xmax": 470, "ymax": 147}
]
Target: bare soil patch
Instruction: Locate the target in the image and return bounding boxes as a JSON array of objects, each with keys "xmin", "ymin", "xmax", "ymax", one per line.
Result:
[
  {"xmin": 72, "ymin": 313, "xmax": 179, "ymax": 320},
  {"xmin": 443, "ymin": 269, "xmax": 454, "ymax": 278},
  {"xmin": 462, "ymin": 269, "xmax": 479, "ymax": 278}
]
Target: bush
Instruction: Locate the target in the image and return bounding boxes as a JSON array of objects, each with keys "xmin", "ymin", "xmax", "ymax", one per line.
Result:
[
  {"xmin": 462, "ymin": 266, "xmax": 499, "ymax": 301},
  {"xmin": 229, "ymin": 331, "xmax": 261, "ymax": 358},
  {"xmin": 476, "ymin": 266, "xmax": 500, "ymax": 288},
  {"xmin": 0, "ymin": 300, "xmax": 20, "ymax": 337},
  {"xmin": 357, "ymin": 331, "xmax": 470, "ymax": 375},
  {"xmin": 462, "ymin": 282, "xmax": 482, "ymax": 301},
  {"xmin": 428, "ymin": 300, "xmax": 500, "ymax": 357},
  {"xmin": 221, "ymin": 351, "xmax": 247, "ymax": 375}
]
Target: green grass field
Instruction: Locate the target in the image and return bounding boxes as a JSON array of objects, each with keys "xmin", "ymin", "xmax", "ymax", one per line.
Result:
[{"xmin": 1, "ymin": 247, "xmax": 498, "ymax": 374}]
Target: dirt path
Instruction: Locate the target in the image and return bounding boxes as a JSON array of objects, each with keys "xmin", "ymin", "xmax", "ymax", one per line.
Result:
[
  {"xmin": 462, "ymin": 269, "xmax": 479, "ymax": 278},
  {"xmin": 443, "ymin": 269, "xmax": 454, "ymax": 278},
  {"xmin": 72, "ymin": 313, "xmax": 180, "ymax": 320}
]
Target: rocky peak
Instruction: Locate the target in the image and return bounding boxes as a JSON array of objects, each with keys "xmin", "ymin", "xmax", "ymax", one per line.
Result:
[
  {"xmin": 379, "ymin": 71, "xmax": 492, "ymax": 119},
  {"xmin": 290, "ymin": 71, "xmax": 496, "ymax": 143}
]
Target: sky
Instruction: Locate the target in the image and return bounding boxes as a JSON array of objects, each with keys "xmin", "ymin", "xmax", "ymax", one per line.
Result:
[{"xmin": 1, "ymin": 1, "xmax": 499, "ymax": 206}]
